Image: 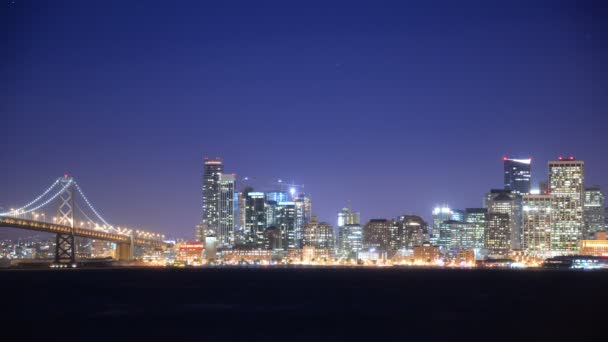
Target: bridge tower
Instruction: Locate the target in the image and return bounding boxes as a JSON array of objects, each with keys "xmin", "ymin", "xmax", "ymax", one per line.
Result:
[{"xmin": 55, "ymin": 174, "xmax": 76, "ymax": 264}]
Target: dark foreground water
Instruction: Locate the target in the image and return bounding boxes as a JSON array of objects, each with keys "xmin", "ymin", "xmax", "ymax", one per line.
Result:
[{"xmin": 1, "ymin": 267, "xmax": 606, "ymax": 341}]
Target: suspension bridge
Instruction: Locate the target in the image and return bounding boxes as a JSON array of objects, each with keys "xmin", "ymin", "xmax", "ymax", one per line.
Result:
[{"xmin": 0, "ymin": 174, "xmax": 170, "ymax": 264}]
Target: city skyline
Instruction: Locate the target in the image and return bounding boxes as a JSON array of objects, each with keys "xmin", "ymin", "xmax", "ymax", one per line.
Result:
[{"xmin": 2, "ymin": 1, "xmax": 608, "ymax": 239}]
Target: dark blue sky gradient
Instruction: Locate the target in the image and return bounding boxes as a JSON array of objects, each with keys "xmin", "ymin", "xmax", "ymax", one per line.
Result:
[{"xmin": 2, "ymin": 1, "xmax": 607, "ymax": 238}]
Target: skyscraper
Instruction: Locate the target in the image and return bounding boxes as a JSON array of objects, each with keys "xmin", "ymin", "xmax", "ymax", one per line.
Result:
[
  {"xmin": 465, "ymin": 208, "xmax": 487, "ymax": 257},
  {"xmin": 485, "ymin": 213, "xmax": 510, "ymax": 258},
  {"xmin": 397, "ymin": 215, "xmax": 428, "ymax": 249},
  {"xmin": 277, "ymin": 201, "xmax": 297, "ymax": 249},
  {"xmin": 244, "ymin": 191, "xmax": 267, "ymax": 247},
  {"xmin": 217, "ymin": 173, "xmax": 236, "ymax": 247},
  {"xmin": 337, "ymin": 206, "xmax": 362, "ymax": 257},
  {"xmin": 549, "ymin": 158, "xmax": 585, "ymax": 255},
  {"xmin": 432, "ymin": 206, "xmax": 452, "ymax": 245},
  {"xmin": 584, "ymin": 186, "xmax": 605, "ymax": 237},
  {"xmin": 503, "ymin": 158, "xmax": 532, "ymax": 196},
  {"xmin": 485, "ymin": 189, "xmax": 519, "ymax": 250},
  {"xmin": 201, "ymin": 158, "xmax": 223, "ymax": 239},
  {"xmin": 294, "ymin": 193, "xmax": 312, "ymax": 248},
  {"xmin": 522, "ymin": 194, "xmax": 552, "ymax": 258}
]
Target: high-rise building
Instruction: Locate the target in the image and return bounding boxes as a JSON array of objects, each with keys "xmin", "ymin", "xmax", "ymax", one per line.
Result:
[
  {"xmin": 485, "ymin": 189, "xmax": 519, "ymax": 250},
  {"xmin": 363, "ymin": 219, "xmax": 393, "ymax": 252},
  {"xmin": 294, "ymin": 193, "xmax": 312, "ymax": 248},
  {"xmin": 485, "ymin": 213, "xmax": 510, "ymax": 258},
  {"xmin": 302, "ymin": 215, "xmax": 334, "ymax": 250},
  {"xmin": 431, "ymin": 206, "xmax": 452, "ymax": 245},
  {"xmin": 396, "ymin": 215, "xmax": 428, "ymax": 249},
  {"xmin": 465, "ymin": 208, "xmax": 487, "ymax": 257},
  {"xmin": 265, "ymin": 191, "xmax": 288, "ymax": 204},
  {"xmin": 217, "ymin": 173, "xmax": 236, "ymax": 247},
  {"xmin": 451, "ymin": 209, "xmax": 465, "ymax": 222},
  {"xmin": 201, "ymin": 158, "xmax": 223, "ymax": 239},
  {"xmin": 584, "ymin": 186, "xmax": 605, "ymax": 237},
  {"xmin": 439, "ymin": 220, "xmax": 474, "ymax": 254},
  {"xmin": 244, "ymin": 191, "xmax": 267, "ymax": 247},
  {"xmin": 549, "ymin": 158, "xmax": 585, "ymax": 255},
  {"xmin": 337, "ymin": 206, "xmax": 362, "ymax": 257},
  {"xmin": 522, "ymin": 194, "xmax": 552, "ymax": 258},
  {"xmin": 503, "ymin": 158, "xmax": 532, "ymax": 196},
  {"xmin": 277, "ymin": 201, "xmax": 297, "ymax": 249}
]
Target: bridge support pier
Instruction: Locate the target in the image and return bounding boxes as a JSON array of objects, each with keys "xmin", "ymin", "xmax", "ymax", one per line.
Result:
[
  {"xmin": 116, "ymin": 242, "xmax": 133, "ymax": 261},
  {"xmin": 55, "ymin": 233, "xmax": 75, "ymax": 264}
]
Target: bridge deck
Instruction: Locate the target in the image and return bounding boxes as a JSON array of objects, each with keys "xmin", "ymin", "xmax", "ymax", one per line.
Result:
[{"xmin": 0, "ymin": 217, "xmax": 167, "ymax": 248}]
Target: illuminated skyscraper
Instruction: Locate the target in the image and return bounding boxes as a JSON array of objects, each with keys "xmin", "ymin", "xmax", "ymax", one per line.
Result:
[
  {"xmin": 397, "ymin": 215, "xmax": 428, "ymax": 249},
  {"xmin": 465, "ymin": 208, "xmax": 487, "ymax": 257},
  {"xmin": 244, "ymin": 191, "xmax": 267, "ymax": 247},
  {"xmin": 277, "ymin": 202, "xmax": 297, "ymax": 249},
  {"xmin": 485, "ymin": 213, "xmax": 510, "ymax": 258},
  {"xmin": 201, "ymin": 158, "xmax": 223, "ymax": 239},
  {"xmin": 503, "ymin": 158, "xmax": 532, "ymax": 196},
  {"xmin": 432, "ymin": 206, "xmax": 452, "ymax": 245},
  {"xmin": 485, "ymin": 189, "xmax": 519, "ymax": 250},
  {"xmin": 302, "ymin": 215, "xmax": 334, "ymax": 250},
  {"xmin": 294, "ymin": 193, "xmax": 312, "ymax": 248},
  {"xmin": 451, "ymin": 209, "xmax": 465, "ymax": 222},
  {"xmin": 217, "ymin": 173, "xmax": 236, "ymax": 247},
  {"xmin": 584, "ymin": 186, "xmax": 605, "ymax": 237},
  {"xmin": 439, "ymin": 220, "xmax": 472, "ymax": 254},
  {"xmin": 337, "ymin": 206, "xmax": 362, "ymax": 257},
  {"xmin": 549, "ymin": 158, "xmax": 585, "ymax": 254},
  {"xmin": 522, "ymin": 194, "xmax": 552, "ymax": 258}
]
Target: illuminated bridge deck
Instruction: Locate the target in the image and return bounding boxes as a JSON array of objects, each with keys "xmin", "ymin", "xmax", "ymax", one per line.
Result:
[{"xmin": 0, "ymin": 217, "xmax": 168, "ymax": 248}]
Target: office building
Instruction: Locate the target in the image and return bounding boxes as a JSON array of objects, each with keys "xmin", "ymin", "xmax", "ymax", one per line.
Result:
[
  {"xmin": 522, "ymin": 195, "xmax": 553, "ymax": 258},
  {"xmin": 451, "ymin": 209, "xmax": 465, "ymax": 222},
  {"xmin": 217, "ymin": 173, "xmax": 236, "ymax": 247},
  {"xmin": 201, "ymin": 158, "xmax": 223, "ymax": 239},
  {"xmin": 485, "ymin": 189, "xmax": 519, "ymax": 250},
  {"xmin": 503, "ymin": 158, "xmax": 532, "ymax": 196},
  {"xmin": 302, "ymin": 215, "xmax": 334, "ymax": 250},
  {"xmin": 549, "ymin": 158, "xmax": 585, "ymax": 254},
  {"xmin": 465, "ymin": 208, "xmax": 487, "ymax": 257},
  {"xmin": 244, "ymin": 191, "xmax": 267, "ymax": 247},
  {"xmin": 485, "ymin": 213, "xmax": 510, "ymax": 258},
  {"xmin": 294, "ymin": 193, "xmax": 312, "ymax": 248},
  {"xmin": 277, "ymin": 202, "xmax": 297, "ymax": 249},
  {"xmin": 337, "ymin": 206, "xmax": 362, "ymax": 257},
  {"xmin": 397, "ymin": 215, "xmax": 428, "ymax": 249},
  {"xmin": 584, "ymin": 186, "xmax": 605, "ymax": 237},
  {"xmin": 432, "ymin": 206, "xmax": 452, "ymax": 245},
  {"xmin": 363, "ymin": 219, "xmax": 393, "ymax": 252}
]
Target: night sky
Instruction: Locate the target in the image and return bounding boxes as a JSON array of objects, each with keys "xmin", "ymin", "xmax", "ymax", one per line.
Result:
[{"xmin": 2, "ymin": 0, "xmax": 607, "ymax": 239}]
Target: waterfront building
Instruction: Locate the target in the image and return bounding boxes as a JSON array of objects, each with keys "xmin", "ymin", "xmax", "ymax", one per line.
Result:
[
  {"xmin": 503, "ymin": 158, "xmax": 532, "ymax": 196},
  {"xmin": 579, "ymin": 231, "xmax": 608, "ymax": 257},
  {"xmin": 413, "ymin": 243, "xmax": 441, "ymax": 264},
  {"xmin": 176, "ymin": 241, "xmax": 204, "ymax": 266},
  {"xmin": 549, "ymin": 158, "xmax": 585, "ymax": 254},
  {"xmin": 522, "ymin": 195, "xmax": 553, "ymax": 258},
  {"xmin": 584, "ymin": 186, "xmax": 605, "ymax": 238}
]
